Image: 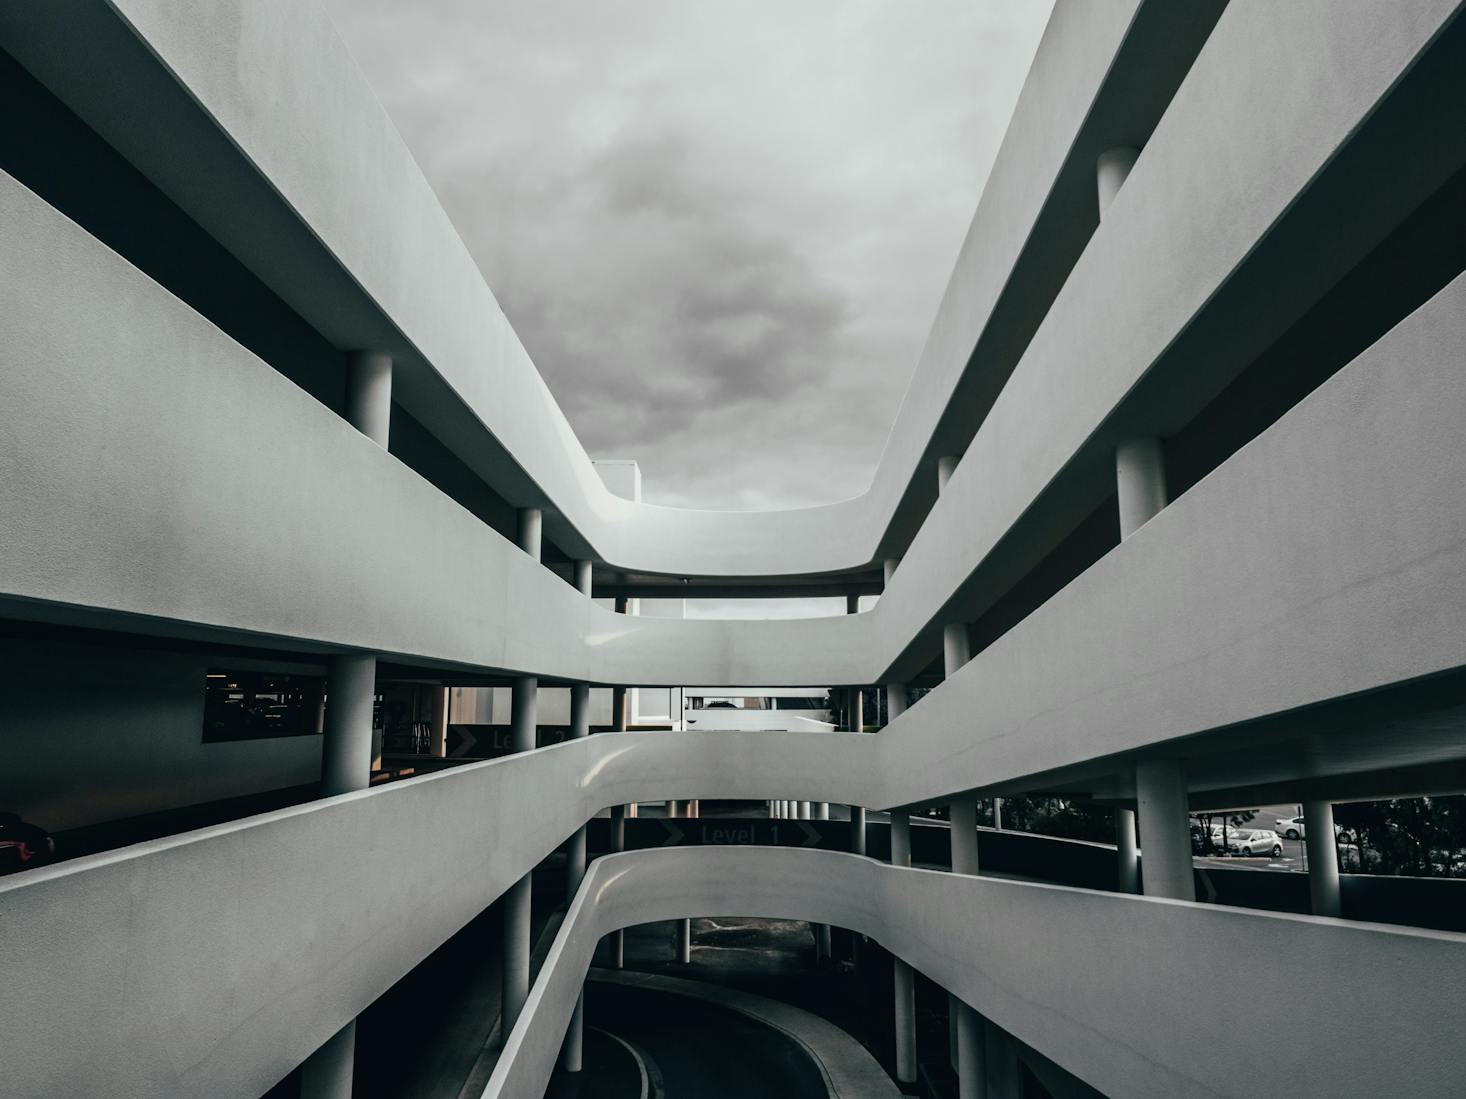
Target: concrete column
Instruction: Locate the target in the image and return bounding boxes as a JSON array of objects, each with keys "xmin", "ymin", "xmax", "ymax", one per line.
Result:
[
  {"xmin": 573, "ymin": 558, "xmax": 593, "ymax": 598},
  {"xmin": 949, "ymin": 797, "xmax": 982, "ymax": 1092},
  {"xmin": 561, "ymin": 560, "xmax": 593, "ymax": 1074},
  {"xmin": 957, "ymin": 1003, "xmax": 987, "ymax": 1099},
  {"xmin": 502, "ymin": 508, "xmax": 542, "ymax": 1041},
  {"xmin": 1135, "ymin": 759, "xmax": 1195, "ymax": 901},
  {"xmin": 886, "ymin": 681, "xmax": 907, "ymax": 721},
  {"xmin": 1116, "ymin": 437, "xmax": 1168, "ymax": 538},
  {"xmin": 1108, "ymin": 154, "xmax": 1164, "ymax": 549},
  {"xmin": 845, "ymin": 680, "xmax": 867, "ymax": 859},
  {"xmin": 985, "ymin": 1024, "xmax": 1021, "ymax": 1099},
  {"xmin": 815, "ymin": 922, "xmax": 832, "ymax": 965},
  {"xmin": 943, "ymin": 623, "xmax": 971, "ymax": 679},
  {"xmin": 1304, "ymin": 799, "xmax": 1342, "ymax": 917},
  {"xmin": 566, "ymin": 684, "xmax": 590, "ymax": 895},
  {"xmin": 312, "ymin": 655, "xmax": 375, "ymax": 1098},
  {"xmin": 429, "ymin": 685, "xmax": 449, "ymax": 758},
  {"xmin": 1115, "ymin": 804, "xmax": 1140, "ymax": 893},
  {"xmin": 1096, "ymin": 145, "xmax": 1140, "ymax": 218},
  {"xmin": 344, "ymin": 349, "xmax": 392, "ymax": 448},
  {"xmin": 612, "ymin": 595, "xmax": 638, "ymax": 820},
  {"xmin": 321, "ymin": 654, "xmax": 376, "ymax": 796},
  {"xmin": 610, "ymin": 807, "xmax": 626, "ymax": 853},
  {"xmin": 501, "ymin": 872, "xmax": 531, "ymax": 1036},
  {"xmin": 937, "ymin": 454, "xmax": 959, "ymax": 493},
  {"xmin": 891, "ymin": 812, "xmax": 917, "ymax": 1084},
  {"xmin": 562, "ymin": 996, "xmax": 584, "ymax": 1074},
  {"xmin": 676, "ymin": 773, "xmax": 694, "ymax": 956},
  {"xmin": 510, "ymin": 676, "xmax": 537, "ymax": 754},
  {"xmin": 992, "ymin": 798, "xmax": 1004, "ymax": 831},
  {"xmin": 1099, "ymin": 147, "xmax": 1163, "ymax": 897},
  {"xmin": 610, "ymin": 799, "xmax": 626, "ymax": 969},
  {"xmin": 800, "ymin": 801, "xmax": 813, "ymax": 820},
  {"xmin": 610, "ymin": 600, "xmax": 630, "ymax": 965},
  {"xmin": 516, "ymin": 506, "xmax": 543, "ymax": 560},
  {"xmin": 300, "ymin": 1020, "xmax": 355, "ymax": 1099},
  {"xmin": 850, "ymin": 806, "xmax": 866, "ymax": 857},
  {"xmin": 950, "ymin": 800, "xmax": 979, "ymax": 875},
  {"xmin": 502, "ymin": 676, "xmax": 536, "ymax": 1037},
  {"xmin": 883, "ymin": 557, "xmax": 901, "ymax": 587}
]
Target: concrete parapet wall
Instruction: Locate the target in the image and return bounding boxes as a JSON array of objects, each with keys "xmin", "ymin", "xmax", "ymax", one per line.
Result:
[{"xmin": 490, "ymin": 847, "xmax": 1466, "ymax": 1099}]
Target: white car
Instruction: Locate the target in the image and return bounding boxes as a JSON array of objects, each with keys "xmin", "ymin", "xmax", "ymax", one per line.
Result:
[
  {"xmin": 1230, "ymin": 829, "xmax": 1284, "ymax": 858},
  {"xmin": 1275, "ymin": 815, "xmax": 1306, "ymax": 840}
]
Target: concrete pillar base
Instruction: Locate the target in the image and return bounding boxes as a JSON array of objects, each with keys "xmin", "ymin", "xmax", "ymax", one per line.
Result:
[
  {"xmin": 957, "ymin": 1002, "xmax": 986, "ymax": 1099},
  {"xmin": 502, "ymin": 875, "xmax": 531, "ymax": 1037},
  {"xmin": 894, "ymin": 958, "xmax": 916, "ymax": 1084},
  {"xmin": 561, "ymin": 992, "xmax": 584, "ymax": 1073}
]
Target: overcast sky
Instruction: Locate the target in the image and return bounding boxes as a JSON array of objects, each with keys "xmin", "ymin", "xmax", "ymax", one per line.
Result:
[{"xmin": 324, "ymin": 0, "xmax": 1053, "ymax": 519}]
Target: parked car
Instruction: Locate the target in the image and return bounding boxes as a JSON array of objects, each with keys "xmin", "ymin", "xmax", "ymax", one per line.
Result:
[
  {"xmin": 1229, "ymin": 829, "xmax": 1284, "ymax": 858},
  {"xmin": 1275, "ymin": 815, "xmax": 1306, "ymax": 840},
  {"xmin": 1190, "ymin": 824, "xmax": 1237, "ymax": 854}
]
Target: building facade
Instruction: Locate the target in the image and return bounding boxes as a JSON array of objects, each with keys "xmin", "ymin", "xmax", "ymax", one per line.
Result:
[{"xmin": 3, "ymin": 1, "xmax": 1466, "ymax": 1097}]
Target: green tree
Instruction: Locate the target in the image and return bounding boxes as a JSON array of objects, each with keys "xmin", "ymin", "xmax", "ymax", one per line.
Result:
[{"xmin": 1334, "ymin": 796, "xmax": 1466, "ymax": 877}]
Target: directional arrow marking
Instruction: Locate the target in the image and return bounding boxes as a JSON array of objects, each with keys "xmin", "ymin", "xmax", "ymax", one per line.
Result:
[{"xmin": 449, "ymin": 727, "xmax": 478, "ymax": 758}]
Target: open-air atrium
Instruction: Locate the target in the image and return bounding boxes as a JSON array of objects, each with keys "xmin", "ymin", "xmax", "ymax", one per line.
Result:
[{"xmin": 3, "ymin": 1, "xmax": 1466, "ymax": 1097}]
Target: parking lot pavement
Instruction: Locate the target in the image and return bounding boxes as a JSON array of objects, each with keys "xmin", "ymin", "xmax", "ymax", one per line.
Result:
[{"xmin": 1195, "ymin": 803, "xmax": 1309, "ymax": 872}]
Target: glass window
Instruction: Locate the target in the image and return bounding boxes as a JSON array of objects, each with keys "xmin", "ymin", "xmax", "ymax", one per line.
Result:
[{"xmin": 202, "ymin": 669, "xmax": 330, "ymax": 742}]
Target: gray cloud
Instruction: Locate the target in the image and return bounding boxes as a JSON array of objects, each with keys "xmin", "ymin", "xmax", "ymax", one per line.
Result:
[{"xmin": 324, "ymin": 0, "xmax": 1053, "ymax": 510}]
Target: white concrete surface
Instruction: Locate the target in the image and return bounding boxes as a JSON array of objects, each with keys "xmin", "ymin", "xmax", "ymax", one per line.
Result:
[
  {"xmin": 0, "ymin": 4, "xmax": 1463, "ymax": 1099},
  {"xmin": 0, "ymin": 0, "xmax": 1185, "ymax": 579},
  {"xmin": 2, "ymin": 0, "xmax": 1457, "ymax": 700},
  {"xmin": 488, "ymin": 847, "xmax": 1466, "ymax": 1099}
]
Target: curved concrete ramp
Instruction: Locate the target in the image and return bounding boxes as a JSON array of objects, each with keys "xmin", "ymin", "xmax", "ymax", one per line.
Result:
[
  {"xmin": 588, "ymin": 967, "xmax": 902, "ymax": 1099},
  {"xmin": 485, "ymin": 847, "xmax": 1466, "ymax": 1099}
]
